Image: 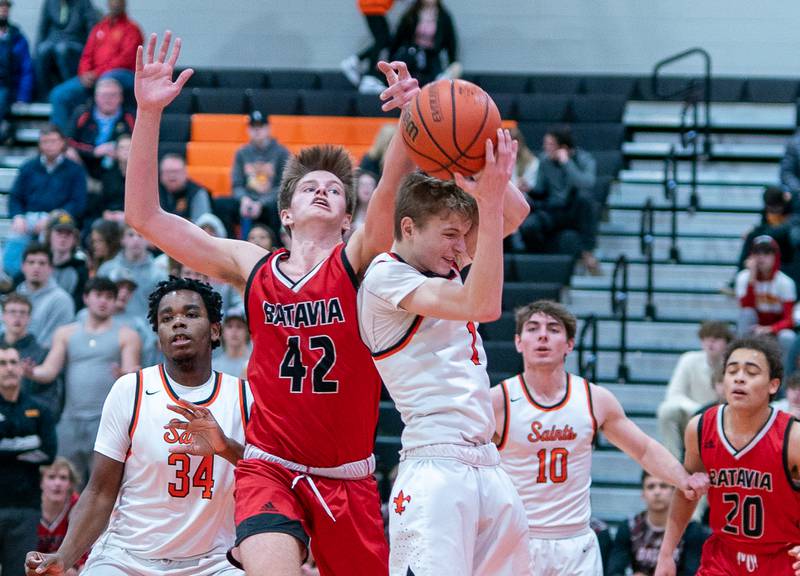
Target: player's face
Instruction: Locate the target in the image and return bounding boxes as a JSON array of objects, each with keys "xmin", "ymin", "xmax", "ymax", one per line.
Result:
[
  {"xmin": 515, "ymin": 312, "xmax": 575, "ymax": 368},
  {"xmin": 41, "ymin": 467, "xmax": 73, "ymax": 502},
  {"xmin": 84, "ymin": 289, "xmax": 116, "ymax": 320},
  {"xmin": 723, "ymin": 348, "xmax": 780, "ymax": 409},
  {"xmin": 283, "ymin": 170, "xmax": 351, "ymax": 232},
  {"xmin": 157, "ymin": 290, "xmax": 220, "ymax": 361},
  {"xmin": 641, "ymin": 476, "xmax": 674, "ymax": 513},
  {"xmin": 402, "ymin": 211, "xmax": 471, "ymax": 276}
]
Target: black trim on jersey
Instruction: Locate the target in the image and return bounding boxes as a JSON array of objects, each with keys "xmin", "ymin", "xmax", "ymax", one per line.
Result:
[
  {"xmin": 585, "ymin": 378, "xmax": 598, "ymax": 446},
  {"xmin": 243, "ymin": 251, "xmax": 272, "ymax": 327},
  {"xmin": 340, "ymin": 244, "xmax": 360, "ymax": 289},
  {"xmin": 390, "ymin": 251, "xmax": 457, "ymax": 280},
  {"xmin": 697, "ymin": 411, "xmax": 705, "ymax": 461},
  {"xmin": 521, "ymin": 373, "xmax": 570, "ymax": 411},
  {"xmin": 459, "ymin": 263, "xmax": 471, "ymax": 282},
  {"xmin": 160, "ymin": 364, "xmax": 221, "ymax": 406},
  {"xmin": 498, "ymin": 379, "xmax": 510, "ymax": 448},
  {"xmin": 783, "ymin": 417, "xmax": 800, "ymax": 492},
  {"xmin": 127, "ymin": 370, "xmax": 141, "ymax": 436},
  {"xmin": 372, "ymin": 315, "xmax": 423, "ymax": 358},
  {"xmin": 719, "ymin": 404, "xmax": 775, "ymax": 457},
  {"xmin": 273, "ymin": 250, "xmax": 325, "ymax": 289},
  {"xmin": 239, "ymin": 378, "xmax": 250, "ymax": 425},
  {"xmin": 235, "ymin": 512, "xmax": 310, "ymax": 552}
]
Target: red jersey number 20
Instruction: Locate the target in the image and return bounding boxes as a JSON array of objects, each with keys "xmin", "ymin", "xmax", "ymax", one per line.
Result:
[{"xmin": 280, "ymin": 335, "xmax": 339, "ymax": 394}]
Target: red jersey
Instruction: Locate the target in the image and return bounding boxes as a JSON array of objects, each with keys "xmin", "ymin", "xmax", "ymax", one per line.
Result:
[
  {"xmin": 38, "ymin": 493, "xmax": 89, "ymax": 567},
  {"xmin": 244, "ymin": 244, "xmax": 382, "ymax": 467},
  {"xmin": 699, "ymin": 404, "xmax": 800, "ymax": 555}
]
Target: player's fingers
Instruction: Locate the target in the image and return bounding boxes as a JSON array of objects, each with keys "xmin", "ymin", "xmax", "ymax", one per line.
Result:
[
  {"xmin": 135, "ymin": 45, "xmax": 144, "ymax": 72},
  {"xmin": 145, "ymin": 33, "xmax": 157, "ymax": 65},
  {"xmin": 175, "ymin": 68, "xmax": 194, "ymax": 90},
  {"xmin": 168, "ymin": 36, "xmax": 182, "ymax": 69},
  {"xmin": 484, "ymin": 136, "xmax": 496, "ymax": 166},
  {"xmin": 377, "ymin": 61, "xmax": 399, "ymax": 85},
  {"xmin": 25, "ymin": 552, "xmax": 43, "ymax": 567},
  {"xmin": 166, "ymin": 403, "xmax": 193, "ymax": 419},
  {"xmin": 453, "ymin": 172, "xmax": 468, "ymax": 190},
  {"xmin": 157, "ymin": 30, "xmax": 172, "ymax": 63},
  {"xmin": 393, "ymin": 61, "xmax": 411, "ymax": 81},
  {"xmin": 164, "ymin": 418, "xmax": 188, "ymax": 429}
]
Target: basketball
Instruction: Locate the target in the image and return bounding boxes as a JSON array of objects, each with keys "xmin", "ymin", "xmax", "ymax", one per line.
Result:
[{"xmin": 400, "ymin": 79, "xmax": 502, "ymax": 179}]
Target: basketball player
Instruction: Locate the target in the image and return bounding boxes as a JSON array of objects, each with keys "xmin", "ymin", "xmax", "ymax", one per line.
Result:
[
  {"xmin": 124, "ymin": 32, "xmax": 420, "ymax": 575},
  {"xmin": 358, "ymin": 131, "xmax": 534, "ymax": 575},
  {"xmin": 492, "ymin": 300, "xmax": 709, "ymax": 576},
  {"xmin": 654, "ymin": 336, "xmax": 800, "ymax": 576},
  {"xmin": 25, "ymin": 277, "xmax": 251, "ymax": 575}
]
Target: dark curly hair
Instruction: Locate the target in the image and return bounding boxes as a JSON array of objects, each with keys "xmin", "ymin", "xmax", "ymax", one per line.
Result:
[{"xmin": 147, "ymin": 276, "xmax": 224, "ymax": 348}]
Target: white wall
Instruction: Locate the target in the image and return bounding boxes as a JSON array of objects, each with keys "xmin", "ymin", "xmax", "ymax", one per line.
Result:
[{"xmin": 12, "ymin": 1, "xmax": 800, "ymax": 77}]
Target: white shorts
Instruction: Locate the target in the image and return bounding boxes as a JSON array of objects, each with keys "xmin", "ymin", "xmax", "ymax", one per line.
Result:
[
  {"xmin": 83, "ymin": 541, "xmax": 243, "ymax": 576},
  {"xmin": 528, "ymin": 531, "xmax": 602, "ymax": 576},
  {"xmin": 389, "ymin": 443, "xmax": 531, "ymax": 576}
]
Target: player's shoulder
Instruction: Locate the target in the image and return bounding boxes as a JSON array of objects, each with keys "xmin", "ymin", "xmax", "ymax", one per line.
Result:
[
  {"xmin": 363, "ymin": 252, "xmax": 417, "ymax": 281},
  {"xmin": 107, "ymin": 369, "xmax": 142, "ymax": 399}
]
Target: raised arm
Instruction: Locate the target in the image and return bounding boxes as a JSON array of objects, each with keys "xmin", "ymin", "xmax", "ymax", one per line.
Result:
[
  {"xmin": 594, "ymin": 384, "xmax": 707, "ymax": 498},
  {"xmin": 124, "ymin": 32, "xmax": 264, "ymax": 291},
  {"xmin": 398, "ymin": 130, "xmax": 515, "ymax": 323},
  {"xmin": 27, "ymin": 326, "xmax": 70, "ymax": 384},
  {"xmin": 655, "ymin": 416, "xmax": 706, "ymax": 576},
  {"xmin": 347, "ymin": 61, "xmax": 419, "ymax": 274}
]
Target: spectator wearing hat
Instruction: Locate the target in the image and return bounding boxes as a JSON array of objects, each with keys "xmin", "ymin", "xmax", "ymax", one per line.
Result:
[
  {"xmin": 212, "ymin": 306, "xmax": 251, "ymax": 378},
  {"xmin": 49, "ymin": 0, "xmax": 143, "ymax": 130},
  {"xmin": 0, "ymin": 0, "xmax": 33, "ymax": 137},
  {"xmin": 157, "ymin": 153, "xmax": 213, "ymax": 222},
  {"xmin": 34, "ymin": 0, "xmax": 98, "ymax": 98},
  {"xmin": 4, "ymin": 125, "xmax": 87, "ymax": 277},
  {"xmin": 736, "ymin": 186, "xmax": 795, "ymax": 270},
  {"xmin": 736, "ymin": 235, "xmax": 797, "ymax": 367},
  {"xmin": 97, "ymin": 224, "xmax": 166, "ymax": 319},
  {"xmin": 107, "ymin": 267, "xmax": 160, "ymax": 366},
  {"xmin": 66, "ymin": 76, "xmax": 134, "ymax": 179},
  {"xmin": 215, "ymin": 110, "xmax": 289, "ymax": 239},
  {"xmin": 44, "ymin": 210, "xmax": 88, "ymax": 311}
]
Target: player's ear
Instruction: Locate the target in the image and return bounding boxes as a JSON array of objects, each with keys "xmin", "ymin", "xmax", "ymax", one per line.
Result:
[
  {"xmin": 514, "ymin": 333, "xmax": 522, "ymax": 353},
  {"xmin": 400, "ymin": 216, "xmax": 414, "ymax": 239},
  {"xmin": 210, "ymin": 322, "xmax": 222, "ymax": 347},
  {"xmin": 565, "ymin": 338, "xmax": 575, "ymax": 355},
  {"xmin": 768, "ymin": 377, "xmax": 781, "ymax": 397},
  {"xmin": 280, "ymin": 208, "xmax": 293, "ymax": 228}
]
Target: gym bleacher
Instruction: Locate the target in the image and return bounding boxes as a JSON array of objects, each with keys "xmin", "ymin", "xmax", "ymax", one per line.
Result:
[{"xmin": 3, "ymin": 68, "xmax": 797, "ymax": 524}]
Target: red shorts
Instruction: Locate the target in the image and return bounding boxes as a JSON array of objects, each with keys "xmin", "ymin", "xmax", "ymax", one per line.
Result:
[
  {"xmin": 698, "ymin": 535, "xmax": 795, "ymax": 576},
  {"xmin": 234, "ymin": 458, "xmax": 388, "ymax": 576}
]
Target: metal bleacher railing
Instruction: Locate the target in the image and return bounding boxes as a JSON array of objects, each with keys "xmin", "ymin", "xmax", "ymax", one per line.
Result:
[
  {"xmin": 639, "ymin": 198, "xmax": 656, "ymax": 320},
  {"xmin": 576, "ymin": 314, "xmax": 598, "ymax": 384},
  {"xmin": 610, "ymin": 254, "xmax": 629, "ymax": 383}
]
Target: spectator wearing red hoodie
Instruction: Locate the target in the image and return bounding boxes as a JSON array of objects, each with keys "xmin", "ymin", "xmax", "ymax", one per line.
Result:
[
  {"xmin": 48, "ymin": 0, "xmax": 142, "ymax": 131},
  {"xmin": 735, "ymin": 235, "xmax": 797, "ymax": 368}
]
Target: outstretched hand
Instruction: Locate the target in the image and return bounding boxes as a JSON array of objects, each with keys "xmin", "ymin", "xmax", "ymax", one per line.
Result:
[
  {"xmin": 376, "ymin": 61, "xmax": 419, "ymax": 112},
  {"xmin": 453, "ymin": 128, "xmax": 518, "ymax": 204},
  {"xmin": 164, "ymin": 398, "xmax": 227, "ymax": 457},
  {"xmin": 135, "ymin": 31, "xmax": 194, "ymax": 113}
]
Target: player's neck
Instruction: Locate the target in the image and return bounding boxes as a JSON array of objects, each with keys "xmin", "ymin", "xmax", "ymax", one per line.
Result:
[
  {"xmin": 724, "ymin": 403, "xmax": 773, "ymax": 443},
  {"xmin": 523, "ymin": 365, "xmax": 567, "ymax": 401},
  {"xmin": 164, "ymin": 356, "xmax": 213, "ymax": 388},
  {"xmin": 41, "ymin": 496, "xmax": 69, "ymax": 523},
  {"xmin": 284, "ymin": 232, "xmax": 342, "ymax": 272}
]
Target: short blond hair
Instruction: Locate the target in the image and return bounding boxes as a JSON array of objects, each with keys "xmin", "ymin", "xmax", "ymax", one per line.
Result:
[{"xmin": 40, "ymin": 456, "xmax": 80, "ymax": 486}]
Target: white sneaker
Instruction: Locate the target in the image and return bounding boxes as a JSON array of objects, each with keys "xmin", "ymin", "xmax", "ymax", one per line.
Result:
[
  {"xmin": 359, "ymin": 75, "xmax": 386, "ymax": 95},
  {"xmin": 340, "ymin": 55, "xmax": 362, "ymax": 86}
]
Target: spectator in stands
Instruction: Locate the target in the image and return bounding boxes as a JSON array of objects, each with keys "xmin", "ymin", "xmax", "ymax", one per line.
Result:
[
  {"xmin": 92, "ymin": 132, "xmax": 129, "ymax": 223},
  {"xmin": 340, "ymin": 0, "xmax": 394, "ymax": 88},
  {"xmin": 517, "ymin": 126, "xmax": 600, "ymax": 274},
  {"xmin": 735, "ymin": 235, "xmax": 796, "ymax": 368},
  {"xmin": 774, "ymin": 371, "xmax": 800, "ymax": 418},
  {"xmin": 213, "ymin": 306, "xmax": 250, "ymax": 378},
  {"xmin": 780, "ymin": 128, "xmax": 800, "ymax": 203},
  {"xmin": 246, "ymin": 222, "xmax": 275, "ymax": 251},
  {"xmin": 49, "ymin": 0, "xmax": 143, "ymax": 130},
  {"xmin": 35, "ymin": 0, "xmax": 98, "ymax": 98},
  {"xmin": 37, "ymin": 457, "xmax": 86, "ymax": 573},
  {"xmin": 4, "ymin": 125, "xmax": 87, "ymax": 277},
  {"xmin": 607, "ymin": 471, "xmax": 705, "ymax": 576},
  {"xmin": 86, "ymin": 217, "xmax": 121, "ymax": 274},
  {"xmin": 66, "ymin": 76, "xmax": 134, "ymax": 179},
  {"xmin": 0, "ymin": 345, "xmax": 56, "ymax": 576},
  {"xmin": 347, "ymin": 168, "xmax": 378, "ymax": 238},
  {"xmin": 0, "ymin": 0, "xmax": 33, "ymax": 136},
  {"xmin": 15, "ymin": 243, "xmax": 75, "ymax": 347},
  {"xmin": 97, "ymin": 225, "xmax": 166, "ymax": 319},
  {"xmin": 158, "ymin": 153, "xmax": 213, "ymax": 222},
  {"xmin": 107, "ymin": 267, "xmax": 159, "ymax": 366},
  {"xmin": 387, "ymin": 0, "xmax": 460, "ymax": 91},
  {"xmin": 657, "ymin": 320, "xmax": 732, "ymax": 458},
  {"xmin": 45, "ymin": 211, "xmax": 88, "ymax": 311},
  {"xmin": 359, "ymin": 123, "xmax": 395, "ymax": 177},
  {"xmin": 25, "ymin": 276, "xmax": 140, "ymax": 482},
  {"xmin": 178, "ymin": 262, "xmax": 242, "ymax": 313},
  {"xmin": 510, "ymin": 126, "xmax": 539, "ymax": 194},
  {"xmin": 736, "ymin": 186, "xmax": 795, "ymax": 270},
  {"xmin": 1, "ymin": 294, "xmax": 53, "ymax": 418}
]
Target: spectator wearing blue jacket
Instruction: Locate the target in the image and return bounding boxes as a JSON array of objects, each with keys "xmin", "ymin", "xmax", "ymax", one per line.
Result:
[
  {"xmin": 4, "ymin": 125, "xmax": 87, "ymax": 277},
  {"xmin": 0, "ymin": 0, "xmax": 34, "ymax": 137}
]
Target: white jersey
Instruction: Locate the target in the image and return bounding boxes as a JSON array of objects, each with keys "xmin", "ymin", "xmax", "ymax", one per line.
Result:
[
  {"xmin": 93, "ymin": 364, "xmax": 252, "ymax": 560},
  {"xmin": 498, "ymin": 373, "xmax": 596, "ymax": 538},
  {"xmin": 358, "ymin": 252, "xmax": 495, "ymax": 450}
]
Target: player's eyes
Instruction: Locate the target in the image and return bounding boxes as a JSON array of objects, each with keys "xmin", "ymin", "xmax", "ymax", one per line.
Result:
[{"xmin": 329, "ymin": 188, "xmax": 341, "ymax": 195}]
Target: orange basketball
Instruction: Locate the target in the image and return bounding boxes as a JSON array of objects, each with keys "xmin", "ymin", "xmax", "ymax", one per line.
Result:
[{"xmin": 400, "ymin": 79, "xmax": 502, "ymax": 179}]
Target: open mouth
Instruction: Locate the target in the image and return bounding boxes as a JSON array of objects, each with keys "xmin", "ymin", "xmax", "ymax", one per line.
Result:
[
  {"xmin": 171, "ymin": 334, "xmax": 191, "ymax": 345},
  {"xmin": 312, "ymin": 198, "xmax": 329, "ymax": 209}
]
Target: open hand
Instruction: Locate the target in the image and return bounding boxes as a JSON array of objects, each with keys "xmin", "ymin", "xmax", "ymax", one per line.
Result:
[
  {"xmin": 376, "ymin": 61, "xmax": 419, "ymax": 112},
  {"xmin": 164, "ymin": 398, "xmax": 227, "ymax": 456},
  {"xmin": 135, "ymin": 31, "xmax": 194, "ymax": 113}
]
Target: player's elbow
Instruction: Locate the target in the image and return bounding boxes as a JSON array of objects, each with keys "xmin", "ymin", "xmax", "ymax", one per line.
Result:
[{"xmin": 473, "ymin": 303, "xmax": 502, "ymax": 323}]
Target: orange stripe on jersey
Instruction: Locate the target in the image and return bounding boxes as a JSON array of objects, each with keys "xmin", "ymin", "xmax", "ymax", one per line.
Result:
[
  {"xmin": 520, "ymin": 373, "xmax": 572, "ymax": 411},
  {"xmin": 126, "ymin": 370, "xmax": 144, "ymax": 460},
  {"xmin": 584, "ymin": 378, "xmax": 598, "ymax": 442},
  {"xmin": 238, "ymin": 378, "xmax": 249, "ymax": 434},
  {"xmin": 373, "ymin": 315, "xmax": 424, "ymax": 360},
  {"xmin": 497, "ymin": 379, "xmax": 511, "ymax": 451}
]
